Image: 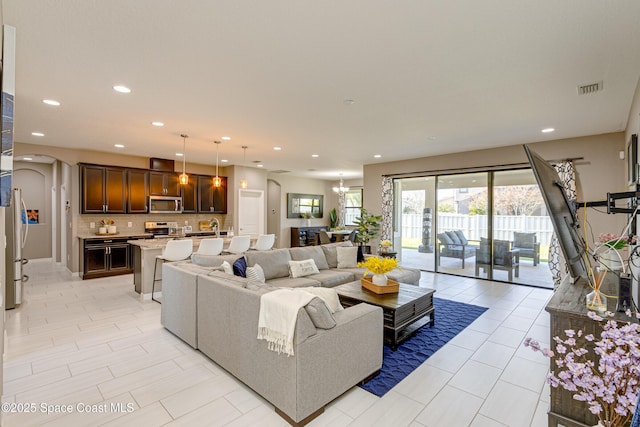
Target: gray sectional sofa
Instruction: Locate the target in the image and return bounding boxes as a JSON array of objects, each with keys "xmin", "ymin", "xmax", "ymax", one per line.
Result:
[{"xmin": 160, "ymin": 242, "xmax": 421, "ymax": 425}]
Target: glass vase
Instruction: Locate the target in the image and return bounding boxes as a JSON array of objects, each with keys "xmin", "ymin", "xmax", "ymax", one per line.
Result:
[{"xmin": 586, "ymin": 290, "xmax": 607, "ymax": 313}]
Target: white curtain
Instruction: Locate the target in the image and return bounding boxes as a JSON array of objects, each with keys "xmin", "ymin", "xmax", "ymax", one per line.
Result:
[
  {"xmin": 381, "ymin": 176, "xmax": 393, "ymax": 241},
  {"xmin": 548, "ymin": 161, "xmax": 577, "ymax": 287}
]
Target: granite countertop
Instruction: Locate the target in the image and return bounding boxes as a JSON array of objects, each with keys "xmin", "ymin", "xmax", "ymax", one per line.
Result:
[{"xmin": 78, "ymin": 232, "xmax": 152, "ymax": 240}]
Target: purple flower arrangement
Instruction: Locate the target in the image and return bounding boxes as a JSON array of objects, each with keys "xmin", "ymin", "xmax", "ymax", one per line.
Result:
[{"xmin": 525, "ymin": 310, "xmax": 640, "ymax": 427}]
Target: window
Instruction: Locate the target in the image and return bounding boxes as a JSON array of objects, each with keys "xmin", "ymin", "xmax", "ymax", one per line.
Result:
[{"xmin": 344, "ymin": 188, "xmax": 362, "ymax": 225}]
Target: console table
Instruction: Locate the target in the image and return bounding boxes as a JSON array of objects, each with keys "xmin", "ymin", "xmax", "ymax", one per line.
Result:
[
  {"xmin": 290, "ymin": 226, "xmax": 328, "ymax": 247},
  {"xmin": 545, "ymin": 275, "xmax": 631, "ymax": 427}
]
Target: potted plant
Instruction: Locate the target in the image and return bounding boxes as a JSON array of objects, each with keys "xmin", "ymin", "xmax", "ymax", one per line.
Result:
[
  {"xmin": 329, "ymin": 208, "xmax": 338, "ymax": 230},
  {"xmin": 353, "ymin": 208, "xmax": 382, "ymax": 256}
]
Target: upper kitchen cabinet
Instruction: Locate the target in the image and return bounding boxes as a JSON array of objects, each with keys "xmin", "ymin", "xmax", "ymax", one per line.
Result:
[
  {"xmin": 198, "ymin": 175, "xmax": 227, "ymax": 213},
  {"xmin": 127, "ymin": 169, "xmax": 148, "ymax": 213},
  {"xmin": 81, "ymin": 164, "xmax": 127, "ymax": 214},
  {"xmin": 149, "ymin": 171, "xmax": 180, "ymax": 197},
  {"xmin": 181, "ymin": 175, "xmax": 198, "ymax": 213}
]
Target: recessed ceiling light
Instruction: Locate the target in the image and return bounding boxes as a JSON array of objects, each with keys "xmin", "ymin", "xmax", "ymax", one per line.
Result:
[
  {"xmin": 151, "ymin": 121, "xmax": 164, "ymax": 127},
  {"xmin": 311, "ymin": 154, "xmax": 319, "ymax": 158},
  {"xmin": 343, "ymin": 99, "xmax": 355, "ymax": 105},
  {"xmin": 176, "ymin": 153, "xmax": 184, "ymax": 157},
  {"xmin": 31, "ymin": 132, "xmax": 44, "ymax": 137},
  {"xmin": 221, "ymin": 136, "xmax": 231, "ymax": 141},
  {"xmin": 114, "ymin": 144, "xmax": 125, "ymax": 148},
  {"xmin": 42, "ymin": 99, "xmax": 60, "ymax": 106},
  {"xmin": 542, "ymin": 128, "xmax": 555, "ymax": 133},
  {"xmin": 374, "ymin": 154, "xmax": 382, "ymax": 158},
  {"xmin": 113, "ymin": 85, "xmax": 131, "ymax": 93},
  {"xmin": 221, "ymin": 159, "xmax": 228, "ymax": 163},
  {"xmin": 273, "ymin": 147, "xmax": 282, "ymax": 151},
  {"xmin": 257, "ymin": 164, "xmax": 264, "ymax": 168},
  {"xmin": 427, "ymin": 136, "xmax": 436, "ymax": 141},
  {"xmin": 23, "ymin": 157, "xmax": 33, "ymax": 161}
]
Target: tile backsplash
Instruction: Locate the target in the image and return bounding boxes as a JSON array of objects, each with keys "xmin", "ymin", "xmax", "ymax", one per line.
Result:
[{"xmin": 77, "ymin": 213, "xmax": 231, "ymax": 235}]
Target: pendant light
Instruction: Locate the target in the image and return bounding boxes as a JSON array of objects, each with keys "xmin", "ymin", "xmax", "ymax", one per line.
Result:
[
  {"xmin": 240, "ymin": 145, "xmax": 248, "ymax": 189},
  {"xmin": 213, "ymin": 140, "xmax": 222, "ymax": 187},
  {"xmin": 179, "ymin": 133, "xmax": 189, "ymax": 185}
]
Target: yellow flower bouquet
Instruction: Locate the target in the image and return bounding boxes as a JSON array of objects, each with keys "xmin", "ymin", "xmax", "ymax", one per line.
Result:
[{"xmin": 358, "ymin": 257, "xmax": 399, "ymax": 276}]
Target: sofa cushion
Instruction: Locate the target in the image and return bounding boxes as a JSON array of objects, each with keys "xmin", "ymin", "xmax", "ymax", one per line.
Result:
[
  {"xmin": 191, "ymin": 253, "xmax": 243, "ymax": 268},
  {"xmin": 206, "ymin": 270, "xmax": 248, "ymax": 288},
  {"xmin": 267, "ymin": 276, "xmax": 321, "ymax": 288},
  {"xmin": 305, "ymin": 270, "xmax": 355, "ymax": 288},
  {"xmin": 289, "ymin": 259, "xmax": 320, "ymax": 278},
  {"xmin": 321, "ymin": 241, "xmax": 354, "ymax": 268},
  {"xmin": 336, "ymin": 246, "xmax": 358, "ymax": 268},
  {"xmin": 304, "ymin": 297, "xmax": 336, "ymax": 329},
  {"xmin": 246, "ymin": 264, "xmax": 266, "ymax": 283},
  {"xmin": 288, "ymin": 246, "xmax": 330, "ymax": 270},
  {"xmin": 245, "ymin": 248, "xmax": 291, "ymax": 280},
  {"xmin": 233, "ymin": 256, "xmax": 247, "ymax": 277}
]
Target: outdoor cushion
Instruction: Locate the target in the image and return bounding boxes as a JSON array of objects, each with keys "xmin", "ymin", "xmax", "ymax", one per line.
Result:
[
  {"xmin": 437, "ymin": 232, "xmax": 454, "ymax": 245},
  {"xmin": 454, "ymin": 230, "xmax": 469, "ymax": 245},
  {"xmin": 446, "ymin": 231, "xmax": 462, "ymax": 245}
]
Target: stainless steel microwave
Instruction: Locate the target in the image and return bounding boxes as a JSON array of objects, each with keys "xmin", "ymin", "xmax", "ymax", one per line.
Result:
[{"xmin": 149, "ymin": 196, "xmax": 183, "ymax": 213}]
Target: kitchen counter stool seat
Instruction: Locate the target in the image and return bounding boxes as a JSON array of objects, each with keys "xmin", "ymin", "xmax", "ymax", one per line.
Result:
[{"xmin": 152, "ymin": 239, "xmax": 193, "ymax": 303}]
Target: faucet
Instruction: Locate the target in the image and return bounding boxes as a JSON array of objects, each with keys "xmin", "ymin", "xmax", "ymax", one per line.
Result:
[{"xmin": 210, "ymin": 217, "xmax": 221, "ymax": 237}]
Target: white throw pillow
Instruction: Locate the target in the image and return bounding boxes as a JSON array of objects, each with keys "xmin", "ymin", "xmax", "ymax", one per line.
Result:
[
  {"xmin": 288, "ymin": 259, "xmax": 320, "ymax": 278},
  {"xmin": 336, "ymin": 246, "xmax": 358, "ymax": 268},
  {"xmin": 246, "ymin": 263, "xmax": 266, "ymax": 283},
  {"xmin": 220, "ymin": 261, "xmax": 233, "ymax": 275}
]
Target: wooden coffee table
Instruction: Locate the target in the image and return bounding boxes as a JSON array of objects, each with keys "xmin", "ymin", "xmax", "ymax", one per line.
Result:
[{"xmin": 334, "ymin": 281, "xmax": 435, "ymax": 350}]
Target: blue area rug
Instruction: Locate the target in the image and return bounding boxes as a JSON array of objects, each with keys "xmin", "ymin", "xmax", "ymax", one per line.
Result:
[{"xmin": 359, "ymin": 297, "xmax": 488, "ymax": 397}]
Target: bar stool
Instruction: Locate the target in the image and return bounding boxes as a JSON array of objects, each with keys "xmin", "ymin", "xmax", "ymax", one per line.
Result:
[
  {"xmin": 250, "ymin": 234, "xmax": 275, "ymax": 251},
  {"xmin": 224, "ymin": 236, "xmax": 251, "ymax": 254},
  {"xmin": 195, "ymin": 238, "xmax": 224, "ymax": 255},
  {"xmin": 152, "ymin": 239, "xmax": 193, "ymax": 303}
]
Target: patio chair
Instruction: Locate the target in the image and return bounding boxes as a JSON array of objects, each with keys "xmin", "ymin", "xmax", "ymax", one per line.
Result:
[
  {"xmin": 436, "ymin": 230, "xmax": 478, "ymax": 268},
  {"xmin": 512, "ymin": 232, "xmax": 540, "ymax": 266},
  {"xmin": 475, "ymin": 238, "xmax": 520, "ymax": 281}
]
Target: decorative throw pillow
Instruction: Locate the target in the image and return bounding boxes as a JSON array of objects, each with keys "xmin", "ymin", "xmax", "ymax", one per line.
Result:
[
  {"xmin": 304, "ymin": 297, "xmax": 336, "ymax": 329},
  {"xmin": 220, "ymin": 261, "xmax": 233, "ymax": 275},
  {"xmin": 336, "ymin": 246, "xmax": 358, "ymax": 268},
  {"xmin": 302, "ymin": 287, "xmax": 344, "ymax": 313},
  {"xmin": 233, "ymin": 256, "xmax": 247, "ymax": 277},
  {"xmin": 288, "ymin": 259, "xmax": 320, "ymax": 278},
  {"xmin": 246, "ymin": 263, "xmax": 266, "ymax": 283}
]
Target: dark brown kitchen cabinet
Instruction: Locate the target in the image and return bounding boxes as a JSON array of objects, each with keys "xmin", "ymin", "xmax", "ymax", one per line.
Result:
[
  {"xmin": 82, "ymin": 238, "xmax": 131, "ymax": 279},
  {"xmin": 181, "ymin": 176, "xmax": 198, "ymax": 213},
  {"xmin": 197, "ymin": 175, "xmax": 227, "ymax": 213},
  {"xmin": 81, "ymin": 164, "xmax": 126, "ymax": 214},
  {"xmin": 127, "ymin": 169, "xmax": 148, "ymax": 213},
  {"xmin": 149, "ymin": 171, "xmax": 180, "ymax": 196}
]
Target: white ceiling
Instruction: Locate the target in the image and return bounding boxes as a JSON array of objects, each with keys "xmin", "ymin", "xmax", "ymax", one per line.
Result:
[{"xmin": 4, "ymin": 1, "xmax": 640, "ymax": 181}]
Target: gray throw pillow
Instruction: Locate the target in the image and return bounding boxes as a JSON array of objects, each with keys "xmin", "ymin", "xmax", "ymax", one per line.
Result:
[{"xmin": 304, "ymin": 297, "xmax": 336, "ymax": 329}]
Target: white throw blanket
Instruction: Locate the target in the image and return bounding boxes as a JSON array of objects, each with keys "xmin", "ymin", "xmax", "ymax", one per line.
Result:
[{"xmin": 257, "ymin": 289, "xmax": 316, "ymax": 356}]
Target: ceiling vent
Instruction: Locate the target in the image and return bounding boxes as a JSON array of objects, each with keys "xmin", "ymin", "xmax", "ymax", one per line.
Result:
[
  {"xmin": 270, "ymin": 169, "xmax": 290, "ymax": 174},
  {"xmin": 577, "ymin": 81, "xmax": 603, "ymax": 95}
]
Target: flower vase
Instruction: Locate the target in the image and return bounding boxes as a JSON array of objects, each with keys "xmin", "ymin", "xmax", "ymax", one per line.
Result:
[
  {"xmin": 586, "ymin": 290, "xmax": 607, "ymax": 313},
  {"xmin": 372, "ymin": 274, "xmax": 388, "ymax": 286},
  {"xmin": 602, "ymin": 248, "xmax": 622, "ymax": 271}
]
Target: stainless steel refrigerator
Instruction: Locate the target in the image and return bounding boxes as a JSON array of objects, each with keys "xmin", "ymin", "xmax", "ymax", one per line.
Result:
[{"xmin": 5, "ymin": 188, "xmax": 29, "ymax": 309}]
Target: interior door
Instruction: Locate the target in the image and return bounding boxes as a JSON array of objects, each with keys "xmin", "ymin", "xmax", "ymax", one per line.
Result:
[{"xmin": 238, "ymin": 189, "xmax": 264, "ymax": 236}]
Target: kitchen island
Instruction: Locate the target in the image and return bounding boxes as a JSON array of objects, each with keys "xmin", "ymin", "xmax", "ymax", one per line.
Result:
[{"xmin": 129, "ymin": 236, "xmax": 247, "ymax": 300}]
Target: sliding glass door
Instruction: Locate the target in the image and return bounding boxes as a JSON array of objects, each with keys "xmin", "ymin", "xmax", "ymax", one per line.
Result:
[
  {"xmin": 436, "ymin": 173, "xmax": 488, "ymax": 277},
  {"xmin": 394, "ymin": 168, "xmax": 554, "ymax": 287}
]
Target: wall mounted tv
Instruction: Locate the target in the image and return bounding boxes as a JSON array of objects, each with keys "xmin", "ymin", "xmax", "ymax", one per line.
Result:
[{"xmin": 524, "ymin": 145, "xmax": 589, "ymax": 282}]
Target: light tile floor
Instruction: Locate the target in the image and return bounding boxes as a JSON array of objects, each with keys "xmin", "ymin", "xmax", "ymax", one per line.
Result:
[{"xmin": 2, "ymin": 260, "xmax": 553, "ymax": 426}]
